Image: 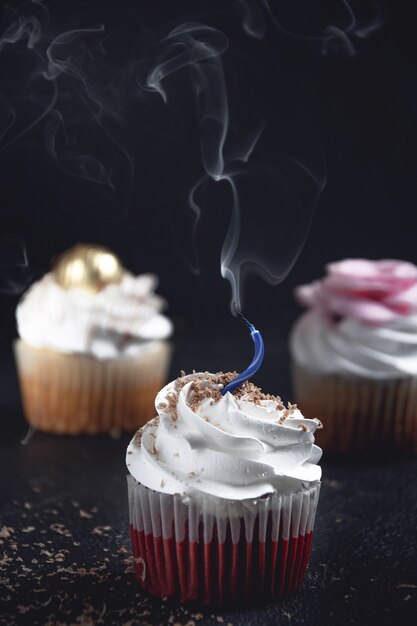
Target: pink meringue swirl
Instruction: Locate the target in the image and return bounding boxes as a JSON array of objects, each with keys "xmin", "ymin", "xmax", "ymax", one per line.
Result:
[{"xmin": 295, "ymin": 259, "xmax": 417, "ymax": 326}]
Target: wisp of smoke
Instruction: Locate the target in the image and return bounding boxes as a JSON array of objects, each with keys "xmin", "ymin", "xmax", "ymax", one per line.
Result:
[
  {"xmin": 0, "ymin": 0, "xmax": 135, "ymax": 292},
  {"xmin": 237, "ymin": 0, "xmax": 383, "ymax": 56},
  {"xmin": 142, "ymin": 22, "xmax": 325, "ymax": 313},
  {"xmin": 0, "ymin": 1, "xmax": 380, "ymax": 304},
  {"xmin": 0, "ymin": 0, "xmax": 133, "ymax": 207},
  {"xmin": 0, "ymin": 233, "xmax": 32, "ymax": 295}
]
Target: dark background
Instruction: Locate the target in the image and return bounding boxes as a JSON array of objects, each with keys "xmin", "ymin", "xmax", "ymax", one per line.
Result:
[
  {"xmin": 1, "ymin": 1, "xmax": 417, "ymax": 625},
  {"xmin": 1, "ymin": 0, "xmax": 417, "ymax": 329}
]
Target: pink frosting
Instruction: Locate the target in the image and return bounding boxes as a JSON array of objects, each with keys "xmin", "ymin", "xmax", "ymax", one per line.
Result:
[{"xmin": 295, "ymin": 259, "xmax": 417, "ymax": 326}]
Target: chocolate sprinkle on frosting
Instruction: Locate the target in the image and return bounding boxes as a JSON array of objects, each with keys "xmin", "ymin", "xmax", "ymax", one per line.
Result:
[
  {"xmin": 132, "ymin": 430, "xmax": 143, "ymax": 449},
  {"xmin": 175, "ymin": 371, "xmax": 283, "ymax": 407},
  {"xmin": 132, "ymin": 372, "xmax": 293, "ymax": 446}
]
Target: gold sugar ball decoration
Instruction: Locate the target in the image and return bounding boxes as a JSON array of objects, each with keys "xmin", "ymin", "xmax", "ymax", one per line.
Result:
[{"xmin": 53, "ymin": 244, "xmax": 123, "ymax": 292}]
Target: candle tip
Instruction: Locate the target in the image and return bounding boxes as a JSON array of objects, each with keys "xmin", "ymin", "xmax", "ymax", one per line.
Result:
[{"xmin": 237, "ymin": 312, "xmax": 256, "ymax": 333}]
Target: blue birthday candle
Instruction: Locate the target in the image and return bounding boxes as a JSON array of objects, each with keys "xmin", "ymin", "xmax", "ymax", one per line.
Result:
[{"xmin": 221, "ymin": 313, "xmax": 265, "ymax": 395}]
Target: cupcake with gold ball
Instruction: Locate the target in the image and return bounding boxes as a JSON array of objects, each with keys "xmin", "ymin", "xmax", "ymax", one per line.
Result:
[{"xmin": 14, "ymin": 244, "xmax": 173, "ymax": 434}]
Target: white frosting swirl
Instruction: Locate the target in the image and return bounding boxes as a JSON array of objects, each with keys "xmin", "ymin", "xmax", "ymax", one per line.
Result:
[
  {"xmin": 126, "ymin": 373, "xmax": 322, "ymax": 500},
  {"xmin": 16, "ymin": 272, "xmax": 173, "ymax": 359},
  {"xmin": 291, "ymin": 310, "xmax": 417, "ymax": 379}
]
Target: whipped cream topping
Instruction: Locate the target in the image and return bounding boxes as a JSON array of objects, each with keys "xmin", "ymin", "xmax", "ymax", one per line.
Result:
[
  {"xmin": 291, "ymin": 310, "xmax": 417, "ymax": 379},
  {"xmin": 16, "ymin": 272, "xmax": 173, "ymax": 359},
  {"xmin": 126, "ymin": 373, "xmax": 322, "ymax": 500}
]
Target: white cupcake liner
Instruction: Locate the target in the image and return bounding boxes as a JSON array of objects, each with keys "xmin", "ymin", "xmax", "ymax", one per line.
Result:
[
  {"xmin": 127, "ymin": 476, "xmax": 320, "ymax": 606},
  {"xmin": 292, "ymin": 361, "xmax": 417, "ymax": 453},
  {"xmin": 14, "ymin": 339, "xmax": 171, "ymax": 434}
]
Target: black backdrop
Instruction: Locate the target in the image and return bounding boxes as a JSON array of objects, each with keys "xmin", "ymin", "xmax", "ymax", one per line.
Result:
[{"xmin": 1, "ymin": 0, "xmax": 417, "ymax": 323}]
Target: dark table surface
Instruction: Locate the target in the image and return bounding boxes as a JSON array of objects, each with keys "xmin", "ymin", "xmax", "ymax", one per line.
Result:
[{"xmin": 1, "ymin": 317, "xmax": 417, "ymax": 626}]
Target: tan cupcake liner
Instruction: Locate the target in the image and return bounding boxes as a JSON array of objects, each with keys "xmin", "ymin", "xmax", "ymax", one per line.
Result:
[
  {"xmin": 292, "ymin": 361, "xmax": 417, "ymax": 454},
  {"xmin": 14, "ymin": 339, "xmax": 171, "ymax": 435}
]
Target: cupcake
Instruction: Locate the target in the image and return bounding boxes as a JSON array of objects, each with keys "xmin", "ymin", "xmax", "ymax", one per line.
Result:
[
  {"xmin": 290, "ymin": 258, "xmax": 417, "ymax": 454},
  {"xmin": 126, "ymin": 372, "xmax": 322, "ymax": 606},
  {"xmin": 14, "ymin": 244, "xmax": 173, "ymax": 434}
]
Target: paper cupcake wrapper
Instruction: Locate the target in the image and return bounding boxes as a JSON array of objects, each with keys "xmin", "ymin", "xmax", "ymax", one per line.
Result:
[
  {"xmin": 127, "ymin": 476, "xmax": 321, "ymax": 606},
  {"xmin": 14, "ymin": 339, "xmax": 171, "ymax": 435},
  {"xmin": 292, "ymin": 361, "xmax": 417, "ymax": 454}
]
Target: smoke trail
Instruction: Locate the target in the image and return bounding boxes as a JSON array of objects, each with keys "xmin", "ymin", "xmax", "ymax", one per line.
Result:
[
  {"xmin": 236, "ymin": 0, "xmax": 267, "ymax": 40},
  {"xmin": 2, "ymin": 1, "xmax": 380, "ymax": 307},
  {"xmin": 45, "ymin": 110, "xmax": 114, "ymax": 188},
  {"xmin": 0, "ymin": 234, "xmax": 28, "ymax": 267},
  {"xmin": 0, "ymin": 1, "xmax": 133, "ymax": 208},
  {"xmin": 237, "ymin": 0, "xmax": 383, "ymax": 56},
  {"xmin": 143, "ymin": 22, "xmax": 325, "ymax": 313},
  {"xmin": 0, "ymin": 0, "xmax": 140, "ymax": 294},
  {"xmin": 0, "ymin": 266, "xmax": 35, "ymax": 295},
  {"xmin": 0, "ymin": 233, "xmax": 32, "ymax": 295}
]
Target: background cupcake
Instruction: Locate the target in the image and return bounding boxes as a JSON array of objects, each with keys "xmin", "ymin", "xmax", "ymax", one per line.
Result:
[
  {"xmin": 126, "ymin": 371, "xmax": 322, "ymax": 606},
  {"xmin": 14, "ymin": 244, "xmax": 173, "ymax": 434},
  {"xmin": 290, "ymin": 258, "xmax": 417, "ymax": 454}
]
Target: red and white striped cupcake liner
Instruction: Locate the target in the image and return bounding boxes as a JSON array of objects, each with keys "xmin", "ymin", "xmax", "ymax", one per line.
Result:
[{"xmin": 127, "ymin": 476, "xmax": 320, "ymax": 606}]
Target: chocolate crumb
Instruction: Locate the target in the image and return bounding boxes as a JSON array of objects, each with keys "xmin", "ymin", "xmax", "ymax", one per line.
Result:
[
  {"xmin": 149, "ymin": 432, "xmax": 158, "ymax": 456},
  {"xmin": 132, "ymin": 429, "xmax": 143, "ymax": 448},
  {"xmin": 280, "ymin": 402, "xmax": 298, "ymax": 422},
  {"xmin": 0, "ymin": 526, "xmax": 14, "ymax": 539},
  {"xmin": 166, "ymin": 391, "xmax": 179, "ymax": 421},
  {"xmin": 157, "ymin": 372, "xmax": 290, "ymax": 436}
]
